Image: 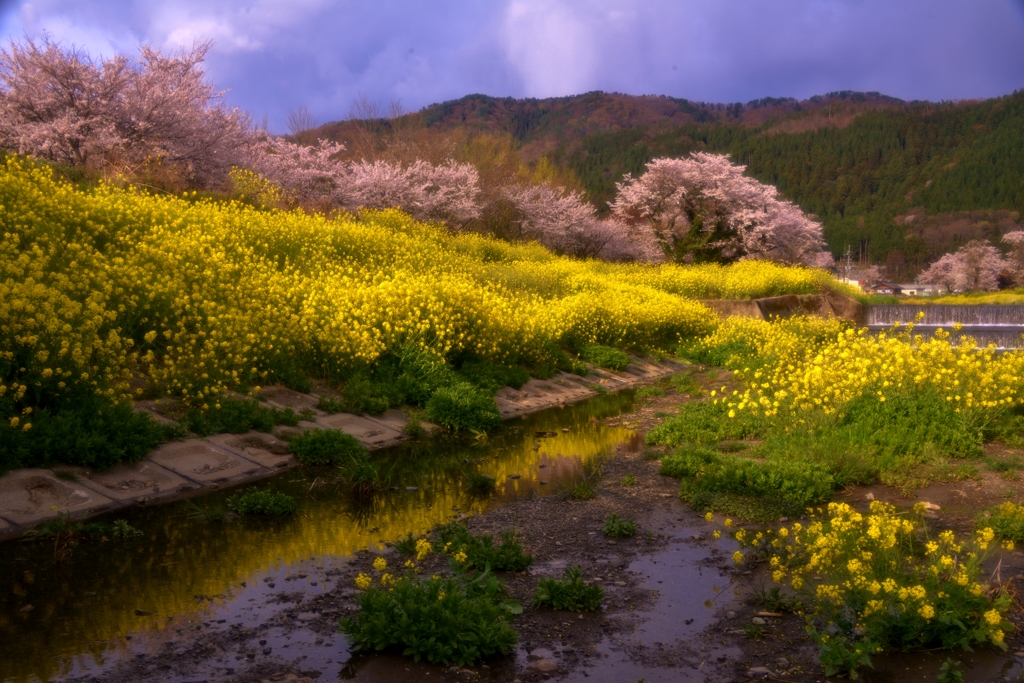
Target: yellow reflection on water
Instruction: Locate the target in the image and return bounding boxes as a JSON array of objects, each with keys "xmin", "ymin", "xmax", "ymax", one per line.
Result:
[{"xmin": 0, "ymin": 394, "xmax": 636, "ymax": 683}]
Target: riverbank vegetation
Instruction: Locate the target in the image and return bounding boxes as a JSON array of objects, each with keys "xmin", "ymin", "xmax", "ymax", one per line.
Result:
[
  {"xmin": 0, "ymin": 156, "xmax": 855, "ymax": 473},
  {"xmin": 649, "ymin": 316, "xmax": 1024, "ymax": 520}
]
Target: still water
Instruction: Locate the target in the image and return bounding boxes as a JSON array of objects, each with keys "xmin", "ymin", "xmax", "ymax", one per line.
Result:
[{"xmin": 0, "ymin": 391, "xmax": 639, "ymax": 683}]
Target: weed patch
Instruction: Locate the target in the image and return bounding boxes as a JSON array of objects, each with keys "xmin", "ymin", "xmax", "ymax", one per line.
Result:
[
  {"xmin": 425, "ymin": 382, "xmax": 501, "ymax": 432},
  {"xmin": 533, "ymin": 566, "xmax": 604, "ymax": 612},
  {"xmin": 289, "ymin": 429, "xmax": 368, "ymax": 466},
  {"xmin": 978, "ymin": 502, "xmax": 1024, "ymax": 542},
  {"xmin": 340, "ymin": 566, "xmax": 518, "ymax": 666},
  {"xmin": 435, "ymin": 523, "xmax": 533, "ymax": 572},
  {"xmin": 579, "ymin": 344, "xmax": 630, "ymax": 371},
  {"xmin": 226, "ymin": 488, "xmax": 297, "ymax": 516},
  {"xmin": 646, "ymin": 401, "xmax": 763, "ymax": 447},
  {"xmin": 182, "ymin": 397, "xmax": 300, "ymax": 436},
  {"xmin": 602, "ymin": 513, "xmax": 637, "ymax": 538}
]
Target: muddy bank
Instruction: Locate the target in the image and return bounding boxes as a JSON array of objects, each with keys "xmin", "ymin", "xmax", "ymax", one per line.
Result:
[{"xmin": 0, "ymin": 356, "xmax": 682, "ymax": 542}]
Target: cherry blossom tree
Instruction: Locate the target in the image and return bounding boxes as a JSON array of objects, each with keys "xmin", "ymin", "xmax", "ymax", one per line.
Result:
[
  {"xmin": 610, "ymin": 153, "xmax": 830, "ymax": 266},
  {"xmin": 1003, "ymin": 231, "xmax": 1024, "ymax": 285},
  {"xmin": 0, "ymin": 38, "xmax": 251, "ymax": 187},
  {"xmin": 918, "ymin": 240, "xmax": 1008, "ymax": 292},
  {"xmin": 504, "ymin": 183, "xmax": 661, "ymax": 261}
]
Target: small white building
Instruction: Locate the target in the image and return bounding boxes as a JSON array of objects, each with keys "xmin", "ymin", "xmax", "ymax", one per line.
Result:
[{"xmin": 897, "ymin": 284, "xmax": 947, "ymax": 297}]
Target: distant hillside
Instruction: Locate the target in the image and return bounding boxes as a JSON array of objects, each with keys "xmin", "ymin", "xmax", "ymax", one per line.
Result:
[{"xmin": 313, "ymin": 90, "xmax": 1024, "ymax": 279}]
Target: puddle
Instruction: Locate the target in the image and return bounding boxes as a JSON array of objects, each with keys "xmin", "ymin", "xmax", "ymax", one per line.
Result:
[
  {"xmin": 0, "ymin": 392, "xmax": 637, "ymax": 683},
  {"xmin": 561, "ymin": 528, "xmax": 741, "ymax": 683},
  {"xmin": 865, "ymin": 648, "xmax": 1023, "ymax": 683}
]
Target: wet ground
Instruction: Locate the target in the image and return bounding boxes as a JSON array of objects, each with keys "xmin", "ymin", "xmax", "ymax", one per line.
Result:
[{"xmin": 4, "ymin": 369, "xmax": 1024, "ymax": 683}]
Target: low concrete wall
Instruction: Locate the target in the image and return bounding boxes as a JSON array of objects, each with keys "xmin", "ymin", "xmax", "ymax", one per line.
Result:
[
  {"xmin": 0, "ymin": 355, "xmax": 684, "ymax": 541},
  {"xmin": 699, "ymin": 292, "xmax": 864, "ymax": 324}
]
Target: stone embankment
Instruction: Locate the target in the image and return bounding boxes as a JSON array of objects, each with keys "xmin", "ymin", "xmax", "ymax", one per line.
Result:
[{"xmin": 0, "ymin": 356, "xmax": 682, "ymax": 540}]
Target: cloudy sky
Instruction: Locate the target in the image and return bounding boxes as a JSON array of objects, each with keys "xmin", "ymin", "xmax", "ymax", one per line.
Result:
[{"xmin": 1, "ymin": 0, "xmax": 1023, "ymax": 132}]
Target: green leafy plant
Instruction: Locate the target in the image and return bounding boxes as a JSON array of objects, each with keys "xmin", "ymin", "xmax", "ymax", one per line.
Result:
[
  {"xmin": 621, "ymin": 472, "xmax": 638, "ymax": 487},
  {"xmin": 457, "ymin": 360, "xmax": 530, "ymax": 393},
  {"xmin": 734, "ymin": 502, "xmax": 1013, "ymax": 679},
  {"xmin": 466, "ymin": 472, "xmax": 497, "ymax": 495},
  {"xmin": 226, "ymin": 488, "xmax": 297, "ymax": 516},
  {"xmin": 339, "ymin": 566, "xmax": 518, "ymax": 666},
  {"xmin": 565, "ymin": 480, "xmax": 597, "ymax": 500},
  {"xmin": 646, "ymin": 401, "xmax": 763, "ymax": 447},
  {"xmin": 634, "ymin": 386, "xmax": 664, "ymax": 399},
  {"xmin": 435, "ymin": 523, "xmax": 533, "ymax": 572},
  {"xmin": 425, "ymin": 382, "xmax": 502, "ymax": 432},
  {"xmin": 394, "ymin": 532, "xmax": 418, "ymax": 555},
  {"xmin": 182, "ymin": 397, "xmax": 299, "ymax": 436},
  {"xmin": 938, "ymin": 658, "xmax": 964, "ymax": 683},
  {"xmin": 670, "ymin": 374, "xmax": 701, "ymax": 395},
  {"xmin": 289, "ymin": 429, "xmax": 368, "ymax": 466},
  {"xmin": 602, "ymin": 513, "xmax": 637, "ymax": 538},
  {"xmin": 579, "ymin": 344, "xmax": 630, "ymax": 371},
  {"xmin": 316, "ymin": 394, "xmax": 347, "ymax": 414},
  {"xmin": 978, "ymin": 501, "xmax": 1024, "ymax": 542},
  {"xmin": 533, "ymin": 566, "xmax": 604, "ymax": 611},
  {"xmin": 111, "ymin": 519, "xmax": 143, "ymax": 538},
  {"xmin": 749, "ymin": 585, "xmax": 802, "ymax": 613},
  {"xmin": 186, "ymin": 500, "xmax": 226, "ymax": 523}
]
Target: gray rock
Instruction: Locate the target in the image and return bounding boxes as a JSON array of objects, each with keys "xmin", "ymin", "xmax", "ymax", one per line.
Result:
[
  {"xmin": 747, "ymin": 667, "xmax": 772, "ymax": 678},
  {"xmin": 751, "ymin": 617, "xmax": 766, "ymax": 625},
  {"xmin": 725, "ymin": 610, "xmax": 737, "ymax": 619},
  {"xmin": 776, "ymin": 657, "xmax": 790, "ymax": 669},
  {"xmin": 526, "ymin": 659, "xmax": 560, "ymax": 674}
]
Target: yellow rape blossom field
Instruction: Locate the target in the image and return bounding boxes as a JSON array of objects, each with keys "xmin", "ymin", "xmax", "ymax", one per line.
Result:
[{"xmin": 0, "ymin": 156, "xmax": 851, "ymax": 471}]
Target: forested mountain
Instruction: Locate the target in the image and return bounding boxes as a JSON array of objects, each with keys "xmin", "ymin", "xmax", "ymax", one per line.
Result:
[{"xmin": 315, "ymin": 90, "xmax": 1024, "ymax": 279}]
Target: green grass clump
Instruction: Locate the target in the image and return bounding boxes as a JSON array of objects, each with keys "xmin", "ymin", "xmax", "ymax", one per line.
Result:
[
  {"xmin": 0, "ymin": 397, "xmax": 169, "ymax": 473},
  {"xmin": 579, "ymin": 344, "xmax": 630, "ymax": 371},
  {"xmin": 669, "ymin": 374, "xmax": 702, "ymax": 395},
  {"xmin": 457, "ymin": 360, "xmax": 530, "ymax": 393},
  {"xmin": 394, "ymin": 532, "xmax": 418, "ymax": 555},
  {"xmin": 435, "ymin": 523, "xmax": 533, "ymax": 572},
  {"xmin": 289, "ymin": 429, "xmax": 368, "ymax": 466},
  {"xmin": 533, "ymin": 566, "xmax": 604, "ymax": 611},
  {"xmin": 602, "ymin": 513, "xmax": 637, "ymax": 538},
  {"xmin": 634, "ymin": 386, "xmax": 664, "ymax": 399},
  {"xmin": 978, "ymin": 502, "xmax": 1024, "ymax": 542},
  {"xmin": 182, "ymin": 397, "xmax": 300, "ymax": 436},
  {"xmin": 340, "ymin": 567, "xmax": 518, "ymax": 666},
  {"xmin": 621, "ymin": 472, "xmax": 638, "ymax": 486},
  {"xmin": 466, "ymin": 472, "xmax": 497, "ymax": 495},
  {"xmin": 565, "ymin": 480, "xmax": 597, "ymax": 500},
  {"xmin": 316, "ymin": 394, "xmax": 346, "ymax": 414},
  {"xmin": 646, "ymin": 401, "xmax": 764, "ymax": 447},
  {"xmin": 226, "ymin": 488, "xmax": 297, "ymax": 515},
  {"xmin": 425, "ymin": 382, "xmax": 502, "ymax": 432},
  {"xmin": 660, "ymin": 447, "xmax": 836, "ymax": 521}
]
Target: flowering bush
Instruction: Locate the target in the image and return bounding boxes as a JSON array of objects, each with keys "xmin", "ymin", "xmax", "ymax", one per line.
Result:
[{"xmin": 732, "ymin": 502, "xmax": 1012, "ymax": 677}]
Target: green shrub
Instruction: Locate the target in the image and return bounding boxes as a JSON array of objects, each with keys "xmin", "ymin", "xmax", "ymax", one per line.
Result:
[
  {"xmin": 466, "ymin": 472, "xmax": 497, "ymax": 495},
  {"xmin": 183, "ymin": 397, "xmax": 299, "ymax": 436},
  {"xmin": 339, "ymin": 568, "xmax": 518, "ymax": 666},
  {"xmin": 978, "ymin": 502, "xmax": 1024, "ymax": 542},
  {"xmin": 555, "ymin": 350, "xmax": 590, "ymax": 376},
  {"xmin": 579, "ymin": 344, "xmax": 630, "ymax": 372},
  {"xmin": 0, "ymin": 398, "xmax": 168, "ymax": 473},
  {"xmin": 565, "ymin": 480, "xmax": 597, "ymax": 500},
  {"xmin": 425, "ymin": 382, "xmax": 502, "ymax": 432},
  {"xmin": 678, "ymin": 338, "xmax": 756, "ymax": 369},
  {"xmin": 340, "ymin": 374, "xmax": 395, "ymax": 415},
  {"xmin": 661, "ymin": 448, "xmax": 836, "ymax": 521},
  {"xmin": 670, "ymin": 374, "xmax": 701, "ymax": 395},
  {"xmin": 533, "ymin": 566, "xmax": 604, "ymax": 611},
  {"xmin": 435, "ymin": 523, "xmax": 534, "ymax": 572},
  {"xmin": 457, "ymin": 360, "xmax": 530, "ymax": 393},
  {"xmin": 602, "ymin": 513, "xmax": 637, "ymax": 538},
  {"xmin": 226, "ymin": 488, "xmax": 297, "ymax": 515},
  {"xmin": 317, "ymin": 394, "xmax": 347, "ymax": 414},
  {"xmin": 646, "ymin": 401, "xmax": 763, "ymax": 447},
  {"xmin": 289, "ymin": 429, "xmax": 368, "ymax": 466},
  {"xmin": 634, "ymin": 386, "xmax": 664, "ymax": 399}
]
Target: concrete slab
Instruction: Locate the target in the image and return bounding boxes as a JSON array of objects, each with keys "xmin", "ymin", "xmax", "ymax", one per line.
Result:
[
  {"xmin": 313, "ymin": 413, "xmax": 406, "ymax": 448},
  {"xmin": 0, "ymin": 469, "xmax": 116, "ymax": 527},
  {"xmin": 148, "ymin": 440, "xmax": 267, "ymax": 485},
  {"xmin": 79, "ymin": 460, "xmax": 194, "ymax": 503},
  {"xmin": 257, "ymin": 385, "xmax": 321, "ymax": 413},
  {"xmin": 206, "ymin": 431, "xmax": 299, "ymax": 470},
  {"xmin": 363, "ymin": 409, "xmax": 438, "ymax": 436}
]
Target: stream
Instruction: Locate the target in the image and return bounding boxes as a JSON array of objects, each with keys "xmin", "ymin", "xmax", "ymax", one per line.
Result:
[{"xmin": 0, "ymin": 392, "xmax": 640, "ymax": 683}]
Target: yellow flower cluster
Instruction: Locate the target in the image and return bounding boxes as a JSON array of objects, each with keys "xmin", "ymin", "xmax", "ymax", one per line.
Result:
[
  {"xmin": 736, "ymin": 501, "xmax": 1011, "ymax": 652},
  {"xmin": 708, "ymin": 316, "xmax": 1024, "ymax": 424}
]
